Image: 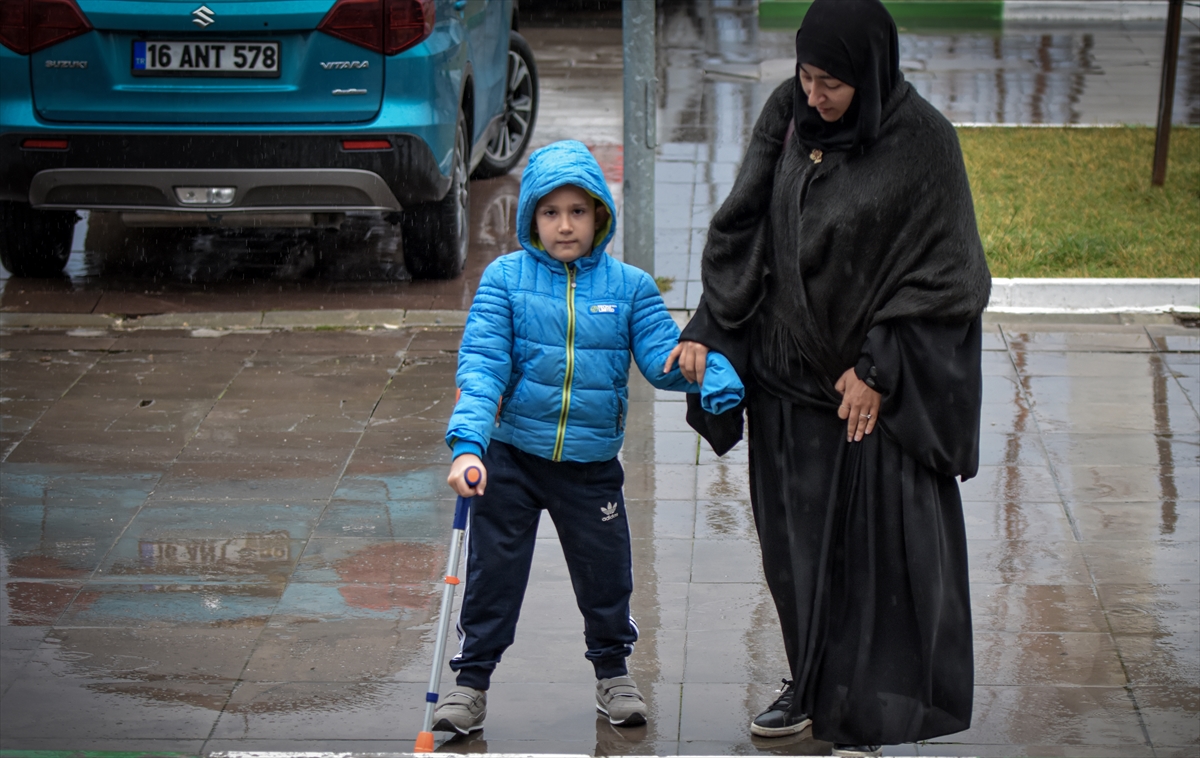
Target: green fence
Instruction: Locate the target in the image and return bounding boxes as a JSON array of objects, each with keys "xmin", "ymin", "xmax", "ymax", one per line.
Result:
[{"xmin": 759, "ymin": 0, "xmax": 1004, "ymax": 32}]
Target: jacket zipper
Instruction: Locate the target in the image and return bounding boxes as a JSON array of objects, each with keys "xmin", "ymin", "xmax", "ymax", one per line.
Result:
[{"xmin": 552, "ymin": 263, "xmax": 577, "ymax": 461}]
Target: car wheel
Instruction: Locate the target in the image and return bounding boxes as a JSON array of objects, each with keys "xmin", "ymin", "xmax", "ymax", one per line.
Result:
[
  {"xmin": 0, "ymin": 202, "xmax": 77, "ymax": 277},
  {"xmin": 472, "ymin": 31, "xmax": 539, "ymax": 179},
  {"xmin": 401, "ymin": 113, "xmax": 470, "ymax": 279}
]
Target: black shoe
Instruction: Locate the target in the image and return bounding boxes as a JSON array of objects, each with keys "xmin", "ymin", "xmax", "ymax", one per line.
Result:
[
  {"xmin": 749, "ymin": 678, "xmax": 811, "ymax": 737},
  {"xmin": 832, "ymin": 745, "xmax": 882, "ymax": 757}
]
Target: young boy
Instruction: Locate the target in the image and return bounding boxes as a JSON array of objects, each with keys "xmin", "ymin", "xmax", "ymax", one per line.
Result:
[{"xmin": 433, "ymin": 140, "xmax": 742, "ymax": 734}]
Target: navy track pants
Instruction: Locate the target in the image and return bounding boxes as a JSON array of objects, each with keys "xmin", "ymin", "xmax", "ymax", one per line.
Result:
[{"xmin": 450, "ymin": 440, "xmax": 637, "ymax": 690}]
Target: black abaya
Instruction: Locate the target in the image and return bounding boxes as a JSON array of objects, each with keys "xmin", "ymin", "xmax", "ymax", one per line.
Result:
[{"xmin": 747, "ymin": 318, "xmax": 979, "ymax": 745}]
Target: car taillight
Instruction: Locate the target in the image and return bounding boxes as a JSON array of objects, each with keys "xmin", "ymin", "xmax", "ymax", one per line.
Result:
[
  {"xmin": 342, "ymin": 139, "xmax": 392, "ymax": 150},
  {"xmin": 0, "ymin": 0, "xmax": 92, "ymax": 56},
  {"xmin": 317, "ymin": 0, "xmax": 434, "ymax": 56},
  {"xmin": 21, "ymin": 138, "xmax": 69, "ymax": 150}
]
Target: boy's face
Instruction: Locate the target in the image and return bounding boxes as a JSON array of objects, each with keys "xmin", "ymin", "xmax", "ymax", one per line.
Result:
[{"xmin": 534, "ymin": 184, "xmax": 605, "ymax": 264}]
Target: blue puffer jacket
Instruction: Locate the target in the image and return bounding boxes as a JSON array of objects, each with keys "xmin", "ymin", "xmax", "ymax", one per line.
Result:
[{"xmin": 446, "ymin": 140, "xmax": 741, "ymax": 463}]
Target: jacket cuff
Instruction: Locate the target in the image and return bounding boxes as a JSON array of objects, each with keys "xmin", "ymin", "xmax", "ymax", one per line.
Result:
[
  {"xmin": 854, "ymin": 352, "xmax": 880, "ymax": 390},
  {"xmin": 451, "ymin": 440, "xmax": 484, "ymax": 460}
]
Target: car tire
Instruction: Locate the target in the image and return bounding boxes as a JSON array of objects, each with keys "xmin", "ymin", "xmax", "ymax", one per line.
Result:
[
  {"xmin": 0, "ymin": 202, "xmax": 77, "ymax": 277},
  {"xmin": 401, "ymin": 112, "xmax": 470, "ymax": 279},
  {"xmin": 472, "ymin": 31, "xmax": 539, "ymax": 179}
]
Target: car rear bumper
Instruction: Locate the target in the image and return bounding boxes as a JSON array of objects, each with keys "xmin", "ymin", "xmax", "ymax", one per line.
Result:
[
  {"xmin": 1, "ymin": 133, "xmax": 452, "ymax": 209},
  {"xmin": 31, "ymin": 168, "xmax": 403, "ymax": 213}
]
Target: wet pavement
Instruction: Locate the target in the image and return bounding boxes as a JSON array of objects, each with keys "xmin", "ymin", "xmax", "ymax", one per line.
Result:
[
  {"xmin": 1, "ymin": 316, "xmax": 1197, "ymax": 756},
  {"xmin": 2, "ymin": 3, "xmax": 1199, "ymax": 757}
]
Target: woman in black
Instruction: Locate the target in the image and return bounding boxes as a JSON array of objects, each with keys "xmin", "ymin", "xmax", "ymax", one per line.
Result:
[{"xmin": 667, "ymin": 1, "xmax": 991, "ymax": 755}]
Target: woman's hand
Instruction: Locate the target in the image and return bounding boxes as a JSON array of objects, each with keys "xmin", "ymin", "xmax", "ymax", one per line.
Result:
[
  {"xmin": 835, "ymin": 368, "xmax": 880, "ymax": 442},
  {"xmin": 665, "ymin": 340, "xmax": 709, "ymax": 384},
  {"xmin": 448, "ymin": 454, "xmax": 487, "ymax": 497}
]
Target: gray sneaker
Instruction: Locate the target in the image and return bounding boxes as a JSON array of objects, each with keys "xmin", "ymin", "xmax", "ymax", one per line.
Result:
[
  {"xmin": 596, "ymin": 676, "xmax": 647, "ymax": 727},
  {"xmin": 432, "ymin": 686, "xmax": 486, "ymax": 735}
]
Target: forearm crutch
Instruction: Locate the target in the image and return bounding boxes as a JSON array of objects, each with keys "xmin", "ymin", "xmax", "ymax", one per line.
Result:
[{"xmin": 415, "ymin": 465, "xmax": 481, "ymax": 753}]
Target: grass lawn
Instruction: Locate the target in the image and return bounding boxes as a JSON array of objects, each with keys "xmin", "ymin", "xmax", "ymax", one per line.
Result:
[{"xmin": 959, "ymin": 126, "xmax": 1199, "ymax": 278}]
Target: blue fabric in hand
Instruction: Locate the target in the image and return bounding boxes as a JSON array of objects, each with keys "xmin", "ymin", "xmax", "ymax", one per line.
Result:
[{"xmin": 700, "ymin": 352, "xmax": 745, "ymax": 415}]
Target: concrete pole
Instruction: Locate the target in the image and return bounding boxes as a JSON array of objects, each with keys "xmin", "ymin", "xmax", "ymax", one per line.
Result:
[
  {"xmin": 1151, "ymin": 0, "xmax": 1183, "ymax": 186},
  {"xmin": 622, "ymin": 0, "xmax": 656, "ymax": 274}
]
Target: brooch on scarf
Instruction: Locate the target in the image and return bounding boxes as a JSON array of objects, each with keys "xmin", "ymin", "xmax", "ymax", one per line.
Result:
[{"xmin": 809, "ymin": 149, "xmax": 823, "ymax": 164}]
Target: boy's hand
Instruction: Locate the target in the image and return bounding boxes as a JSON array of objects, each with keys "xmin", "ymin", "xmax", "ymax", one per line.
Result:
[
  {"xmin": 448, "ymin": 454, "xmax": 487, "ymax": 497},
  {"xmin": 665, "ymin": 340, "xmax": 709, "ymax": 385}
]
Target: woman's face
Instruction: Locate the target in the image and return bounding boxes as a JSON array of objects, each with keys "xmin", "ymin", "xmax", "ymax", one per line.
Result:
[{"xmin": 799, "ymin": 63, "xmax": 856, "ymax": 122}]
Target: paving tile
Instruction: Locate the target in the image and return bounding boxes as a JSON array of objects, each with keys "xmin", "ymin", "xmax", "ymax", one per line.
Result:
[
  {"xmin": 628, "ymin": 498, "xmax": 696, "ymax": 539},
  {"xmin": 331, "ymin": 465, "xmax": 452, "ymax": 502},
  {"xmin": 682, "ymin": 627, "xmax": 787, "ymax": 685},
  {"xmin": 967, "ymin": 540, "xmax": 1093, "ymax": 585},
  {"xmin": 0, "ymin": 350, "xmax": 101, "ymax": 401},
  {"xmin": 962, "ymin": 500, "xmax": 1075, "ymax": 541},
  {"xmin": 976, "ymin": 432, "xmax": 1054, "ymax": 467},
  {"xmin": 0, "ymin": 738, "xmax": 209, "ymax": 753},
  {"xmin": 1095, "ymin": 583, "xmax": 1200, "ymax": 636},
  {"xmin": 54, "ymin": 582, "xmax": 281, "ymax": 627},
  {"xmin": 0, "ymin": 650, "xmax": 229, "ymax": 741},
  {"xmin": 0, "ymin": 465, "xmax": 160, "ymax": 504},
  {"xmin": 1131, "ymin": 685, "xmax": 1200, "ymax": 748},
  {"xmin": 1059, "ymin": 464, "xmax": 1200, "ymax": 503},
  {"xmin": 915, "ymin": 745, "xmax": 1154, "ymax": 757},
  {"xmin": 1080, "ymin": 540, "xmax": 1200, "ymax": 585},
  {"xmin": 1072, "ymin": 501, "xmax": 1200, "ymax": 542},
  {"xmin": 973, "ymin": 632, "xmax": 1128, "ymax": 686},
  {"xmin": 151, "ymin": 460, "xmax": 344, "ymax": 501},
  {"xmin": 636, "ymin": 538, "xmax": 697, "ymax": 585},
  {"xmin": 958, "ymin": 464, "xmax": 1062, "ymax": 503},
  {"xmin": 1, "ymin": 503, "xmax": 138, "ymax": 576},
  {"xmin": 209, "ymin": 680, "xmax": 420, "ymax": 741},
  {"xmin": 640, "ymin": 583, "xmax": 689, "ymax": 632},
  {"xmin": 1003, "ymin": 328, "xmax": 1155, "ymax": 353},
  {"xmin": 242, "ymin": 619, "xmax": 411, "ymax": 683},
  {"xmin": 685, "ymin": 582, "xmax": 776, "ymax": 632},
  {"xmin": 1041, "ymin": 433, "xmax": 1200, "ymax": 469},
  {"xmin": 0, "ymin": 328, "xmax": 117, "ymax": 351},
  {"xmin": 625, "ymin": 462, "xmax": 698, "ymax": 500},
  {"xmin": 6, "ymin": 428, "xmax": 193, "ymax": 465},
  {"xmin": 1024, "ymin": 375, "xmax": 1193, "ymax": 409},
  {"xmin": 970, "ymin": 583, "xmax": 1108, "ymax": 633},
  {"xmin": 1016, "ymin": 351, "xmax": 1167, "ymax": 377},
  {"xmin": 1032, "ymin": 401, "xmax": 1200, "ymax": 435},
  {"xmin": 920, "ymin": 685, "xmax": 1147, "ymax": 747},
  {"xmin": 690, "ymin": 539, "xmax": 763, "ymax": 584},
  {"xmin": 695, "ymin": 461, "xmax": 750, "ymax": 500},
  {"xmin": 693, "ymin": 499, "xmax": 756, "ymax": 541},
  {"xmin": 309, "ymin": 498, "xmax": 448, "ymax": 542}
]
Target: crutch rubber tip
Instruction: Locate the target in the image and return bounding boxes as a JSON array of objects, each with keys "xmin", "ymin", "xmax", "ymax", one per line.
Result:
[{"xmin": 414, "ymin": 731, "xmax": 435, "ymax": 753}]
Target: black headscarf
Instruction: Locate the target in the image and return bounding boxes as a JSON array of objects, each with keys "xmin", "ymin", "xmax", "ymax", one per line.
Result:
[{"xmin": 793, "ymin": 0, "xmax": 901, "ymax": 153}]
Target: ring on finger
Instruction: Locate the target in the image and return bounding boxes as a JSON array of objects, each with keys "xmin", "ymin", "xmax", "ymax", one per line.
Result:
[{"xmin": 860, "ymin": 413, "xmax": 872, "ymax": 419}]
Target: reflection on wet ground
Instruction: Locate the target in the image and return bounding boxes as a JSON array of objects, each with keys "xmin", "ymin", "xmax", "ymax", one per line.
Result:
[
  {"xmin": 0, "ymin": 173, "xmax": 523, "ymax": 316},
  {"xmin": 1, "ymin": 318, "xmax": 1197, "ymax": 755}
]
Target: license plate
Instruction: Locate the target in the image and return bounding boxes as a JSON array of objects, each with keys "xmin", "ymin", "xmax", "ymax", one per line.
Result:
[{"xmin": 132, "ymin": 40, "xmax": 280, "ymax": 77}]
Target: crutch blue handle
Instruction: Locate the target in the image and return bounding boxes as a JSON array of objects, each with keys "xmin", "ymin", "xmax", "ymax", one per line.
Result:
[{"xmin": 452, "ymin": 466, "xmax": 482, "ymax": 529}]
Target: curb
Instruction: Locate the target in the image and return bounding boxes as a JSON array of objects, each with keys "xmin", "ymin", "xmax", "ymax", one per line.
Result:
[
  {"xmin": 987, "ymin": 278, "xmax": 1200, "ymax": 314},
  {"xmin": 0, "ymin": 309, "xmax": 468, "ymax": 331},
  {"xmin": 0, "ymin": 282, "xmax": 1195, "ymax": 332}
]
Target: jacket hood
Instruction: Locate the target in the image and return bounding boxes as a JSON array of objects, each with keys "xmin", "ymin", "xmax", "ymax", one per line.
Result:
[{"xmin": 516, "ymin": 140, "xmax": 617, "ymax": 266}]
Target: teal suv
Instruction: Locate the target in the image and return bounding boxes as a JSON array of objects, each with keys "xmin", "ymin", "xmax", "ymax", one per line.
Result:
[{"xmin": 0, "ymin": 0, "xmax": 538, "ymax": 278}]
